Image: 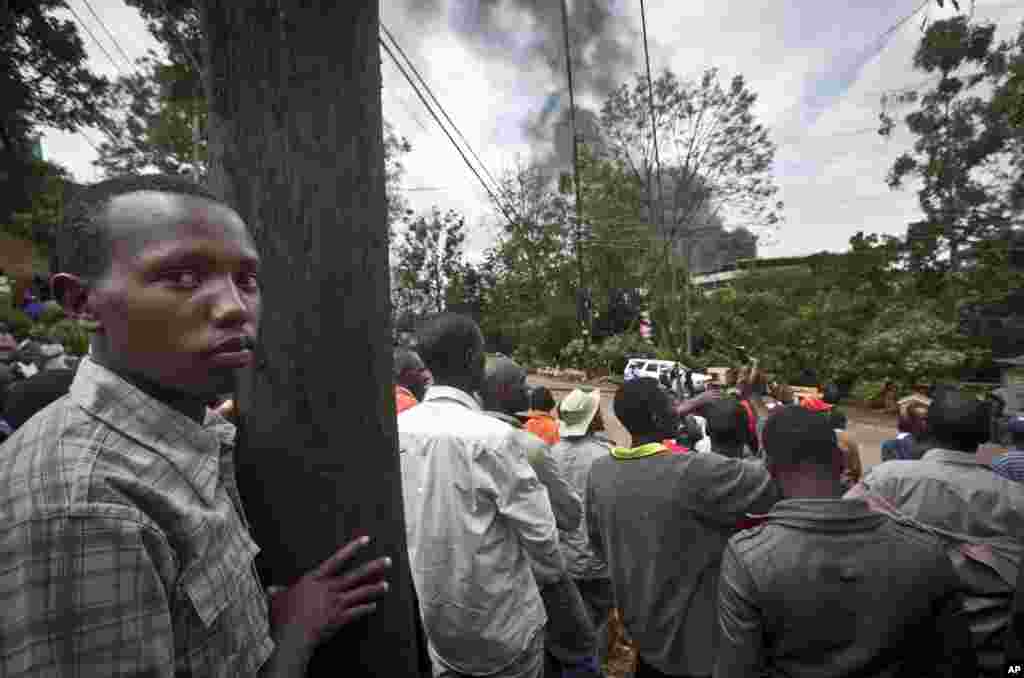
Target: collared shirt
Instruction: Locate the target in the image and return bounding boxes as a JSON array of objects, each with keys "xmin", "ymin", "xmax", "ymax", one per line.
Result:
[
  {"xmin": 0, "ymin": 357, "xmax": 274, "ymax": 677},
  {"xmin": 551, "ymin": 435, "xmax": 612, "ymax": 581},
  {"xmin": 850, "ymin": 449, "xmax": 1024, "ymax": 675},
  {"xmin": 398, "ymin": 386, "xmax": 564, "ymax": 676},
  {"xmin": 587, "ymin": 449, "xmax": 779, "ymax": 676},
  {"xmin": 993, "ymin": 448, "xmax": 1024, "ymax": 483},
  {"xmin": 715, "ymin": 498, "xmax": 975, "ymax": 678},
  {"xmin": 395, "ymin": 384, "xmax": 419, "ymax": 414}
]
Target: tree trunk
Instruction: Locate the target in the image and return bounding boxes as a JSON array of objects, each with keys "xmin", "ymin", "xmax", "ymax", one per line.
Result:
[{"xmin": 200, "ymin": 3, "xmax": 422, "ymax": 675}]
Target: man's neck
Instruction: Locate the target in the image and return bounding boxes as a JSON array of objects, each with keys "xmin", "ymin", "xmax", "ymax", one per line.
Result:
[
  {"xmin": 780, "ymin": 477, "xmax": 843, "ymax": 500},
  {"xmin": 91, "ymin": 354, "xmax": 207, "ymax": 424},
  {"xmin": 433, "ymin": 378, "xmax": 478, "ymax": 399}
]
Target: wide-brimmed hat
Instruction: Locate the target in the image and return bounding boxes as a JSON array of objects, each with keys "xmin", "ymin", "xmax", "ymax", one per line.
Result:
[{"xmin": 559, "ymin": 387, "xmax": 602, "ymax": 437}]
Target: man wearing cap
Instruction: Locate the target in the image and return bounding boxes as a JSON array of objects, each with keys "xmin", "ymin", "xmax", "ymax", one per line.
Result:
[
  {"xmin": 552, "ymin": 388, "xmax": 615, "ymax": 669},
  {"xmin": 992, "ymin": 415, "xmax": 1024, "ymax": 482}
]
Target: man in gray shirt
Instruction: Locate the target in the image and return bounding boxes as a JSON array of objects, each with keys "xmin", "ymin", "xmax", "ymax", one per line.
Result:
[{"xmin": 587, "ymin": 379, "xmax": 778, "ymax": 678}]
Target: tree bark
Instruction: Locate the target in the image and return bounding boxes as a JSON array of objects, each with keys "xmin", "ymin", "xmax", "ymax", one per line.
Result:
[{"xmin": 200, "ymin": 3, "xmax": 421, "ymax": 675}]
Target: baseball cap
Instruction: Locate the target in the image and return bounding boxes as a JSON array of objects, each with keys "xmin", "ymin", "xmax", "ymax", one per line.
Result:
[{"xmin": 558, "ymin": 388, "xmax": 602, "ymax": 437}]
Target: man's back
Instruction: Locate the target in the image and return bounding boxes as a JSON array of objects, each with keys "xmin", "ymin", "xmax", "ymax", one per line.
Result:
[
  {"xmin": 855, "ymin": 451, "xmax": 1024, "ymax": 675},
  {"xmin": 398, "ymin": 386, "xmax": 562, "ymax": 676},
  {"xmin": 716, "ymin": 498, "xmax": 974, "ymax": 678},
  {"xmin": 587, "ymin": 450, "xmax": 777, "ymax": 676}
]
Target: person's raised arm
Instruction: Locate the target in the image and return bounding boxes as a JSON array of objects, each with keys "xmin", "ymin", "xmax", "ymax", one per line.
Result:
[{"xmin": 694, "ymin": 454, "xmax": 779, "ymax": 525}]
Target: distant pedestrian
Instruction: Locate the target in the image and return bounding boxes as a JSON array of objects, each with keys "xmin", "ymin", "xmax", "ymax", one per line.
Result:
[{"xmin": 524, "ymin": 386, "xmax": 560, "ymax": 446}]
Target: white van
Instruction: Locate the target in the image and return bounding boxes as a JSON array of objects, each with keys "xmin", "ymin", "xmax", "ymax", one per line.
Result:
[{"xmin": 624, "ymin": 359, "xmax": 710, "ymax": 393}]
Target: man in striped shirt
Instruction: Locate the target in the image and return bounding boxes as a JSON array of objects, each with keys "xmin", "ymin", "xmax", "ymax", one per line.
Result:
[{"xmin": 992, "ymin": 415, "xmax": 1024, "ymax": 482}]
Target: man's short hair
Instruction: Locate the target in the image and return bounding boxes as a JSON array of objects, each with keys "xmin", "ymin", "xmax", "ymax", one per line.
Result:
[
  {"xmin": 701, "ymin": 399, "xmax": 745, "ymax": 447},
  {"xmin": 614, "ymin": 379, "xmax": 671, "ymax": 437},
  {"xmin": 762, "ymin": 405, "xmax": 838, "ymax": 469},
  {"xmin": 414, "ymin": 313, "xmax": 481, "ymax": 382},
  {"xmin": 529, "ymin": 386, "xmax": 556, "ymax": 412},
  {"xmin": 393, "ymin": 348, "xmax": 424, "ymax": 381},
  {"xmin": 927, "ymin": 389, "xmax": 990, "ymax": 453},
  {"xmin": 57, "ymin": 174, "xmax": 224, "ymax": 281}
]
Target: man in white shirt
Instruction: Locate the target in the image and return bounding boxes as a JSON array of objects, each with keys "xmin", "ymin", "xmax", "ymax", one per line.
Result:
[{"xmin": 398, "ymin": 313, "xmax": 565, "ymax": 678}]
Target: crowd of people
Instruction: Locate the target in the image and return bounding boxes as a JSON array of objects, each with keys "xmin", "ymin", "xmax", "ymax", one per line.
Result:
[{"xmin": 0, "ymin": 173, "xmax": 1021, "ymax": 677}]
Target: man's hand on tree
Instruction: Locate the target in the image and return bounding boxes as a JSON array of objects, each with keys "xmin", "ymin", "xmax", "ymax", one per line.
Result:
[{"xmin": 268, "ymin": 536, "xmax": 392, "ymax": 649}]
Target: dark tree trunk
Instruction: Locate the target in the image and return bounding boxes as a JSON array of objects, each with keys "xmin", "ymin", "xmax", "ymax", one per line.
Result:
[{"xmin": 200, "ymin": 3, "xmax": 422, "ymax": 675}]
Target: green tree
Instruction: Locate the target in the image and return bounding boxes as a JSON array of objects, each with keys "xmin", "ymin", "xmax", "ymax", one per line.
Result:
[
  {"xmin": 599, "ymin": 67, "xmax": 782, "ymax": 353},
  {"xmin": 1, "ymin": 1, "xmax": 110, "ymax": 233},
  {"xmin": 393, "ymin": 207, "xmax": 466, "ymax": 315},
  {"xmin": 881, "ymin": 17, "xmax": 1024, "ymax": 273},
  {"xmin": 0, "ymin": 1, "xmax": 110, "ymax": 156},
  {"xmin": 480, "ymin": 162, "xmax": 578, "ymax": 361},
  {"xmin": 1, "ymin": 159, "xmax": 75, "ymax": 255},
  {"xmin": 95, "ymin": 53, "xmax": 206, "ymax": 179}
]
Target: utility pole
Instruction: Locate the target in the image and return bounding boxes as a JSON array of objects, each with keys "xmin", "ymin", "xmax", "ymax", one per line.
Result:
[
  {"xmin": 200, "ymin": 2, "xmax": 422, "ymax": 675},
  {"xmin": 560, "ymin": 0, "xmax": 587, "ymax": 341}
]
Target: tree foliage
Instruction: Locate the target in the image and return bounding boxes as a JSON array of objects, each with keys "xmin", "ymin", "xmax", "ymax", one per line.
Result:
[
  {"xmin": 0, "ymin": 0, "xmax": 110, "ymax": 155},
  {"xmin": 600, "ymin": 68, "xmax": 783, "ymax": 244},
  {"xmin": 392, "ymin": 207, "xmax": 466, "ymax": 315},
  {"xmin": 881, "ymin": 17, "xmax": 1024, "ymax": 272}
]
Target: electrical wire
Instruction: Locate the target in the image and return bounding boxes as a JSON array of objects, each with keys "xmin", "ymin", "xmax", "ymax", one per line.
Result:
[
  {"xmin": 378, "ymin": 36, "xmax": 517, "ymax": 228},
  {"xmin": 380, "ymin": 24, "xmax": 505, "ymax": 201},
  {"xmin": 64, "ymin": 1, "xmax": 125, "ymax": 77},
  {"xmin": 78, "ymin": 0, "xmax": 134, "ymax": 69}
]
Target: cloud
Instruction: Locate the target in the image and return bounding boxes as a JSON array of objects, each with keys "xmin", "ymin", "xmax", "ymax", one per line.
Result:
[{"xmin": 40, "ymin": 0, "xmax": 1024, "ymax": 265}]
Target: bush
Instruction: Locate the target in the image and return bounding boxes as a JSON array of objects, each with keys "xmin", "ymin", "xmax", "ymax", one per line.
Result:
[
  {"xmin": 0, "ymin": 306, "xmax": 33, "ymax": 339},
  {"xmin": 47, "ymin": 319, "xmax": 90, "ymax": 356},
  {"xmin": 37, "ymin": 301, "xmax": 66, "ymax": 325}
]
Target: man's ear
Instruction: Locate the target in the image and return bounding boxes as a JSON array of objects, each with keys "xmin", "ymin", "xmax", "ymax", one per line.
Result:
[{"xmin": 51, "ymin": 273, "xmax": 100, "ymax": 330}]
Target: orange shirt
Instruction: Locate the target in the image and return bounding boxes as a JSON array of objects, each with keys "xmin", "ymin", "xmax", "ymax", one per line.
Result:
[
  {"xmin": 524, "ymin": 410, "xmax": 560, "ymax": 446},
  {"xmin": 395, "ymin": 385, "xmax": 418, "ymax": 414}
]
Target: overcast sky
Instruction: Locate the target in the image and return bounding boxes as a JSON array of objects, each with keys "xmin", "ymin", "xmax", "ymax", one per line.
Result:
[{"xmin": 43, "ymin": 0, "xmax": 1024, "ymax": 261}]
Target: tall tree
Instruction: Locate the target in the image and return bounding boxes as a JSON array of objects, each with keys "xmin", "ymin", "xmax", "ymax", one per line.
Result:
[
  {"xmin": 1, "ymin": 1, "xmax": 109, "ymax": 231},
  {"xmin": 480, "ymin": 162, "xmax": 578, "ymax": 361},
  {"xmin": 599, "ymin": 67, "xmax": 781, "ymax": 353},
  {"xmin": 881, "ymin": 17, "xmax": 1024, "ymax": 272},
  {"xmin": 199, "ymin": 2, "xmax": 421, "ymax": 675},
  {"xmin": 392, "ymin": 206, "xmax": 466, "ymax": 315}
]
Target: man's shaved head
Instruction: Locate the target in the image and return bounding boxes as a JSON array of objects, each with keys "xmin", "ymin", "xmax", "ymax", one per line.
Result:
[
  {"xmin": 482, "ymin": 356, "xmax": 528, "ymax": 414},
  {"xmin": 57, "ymin": 174, "xmax": 227, "ymax": 282}
]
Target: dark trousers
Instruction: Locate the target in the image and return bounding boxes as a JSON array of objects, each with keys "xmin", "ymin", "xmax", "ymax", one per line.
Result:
[{"xmin": 634, "ymin": 655, "xmax": 708, "ymax": 678}]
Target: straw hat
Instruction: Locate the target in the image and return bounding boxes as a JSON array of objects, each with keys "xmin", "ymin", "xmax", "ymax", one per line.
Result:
[{"xmin": 558, "ymin": 387, "xmax": 602, "ymax": 437}]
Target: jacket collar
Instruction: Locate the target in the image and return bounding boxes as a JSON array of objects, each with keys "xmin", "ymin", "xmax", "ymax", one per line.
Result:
[
  {"xmin": 69, "ymin": 357, "xmax": 231, "ymax": 506},
  {"xmin": 755, "ymin": 497, "xmax": 887, "ymax": 532},
  {"xmin": 611, "ymin": 442, "xmax": 669, "ymax": 460},
  {"xmin": 423, "ymin": 385, "xmax": 481, "ymax": 412},
  {"xmin": 922, "ymin": 448, "xmax": 993, "ymax": 468}
]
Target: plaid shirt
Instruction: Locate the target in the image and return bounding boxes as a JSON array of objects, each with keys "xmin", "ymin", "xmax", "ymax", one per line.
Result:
[{"xmin": 0, "ymin": 357, "xmax": 274, "ymax": 677}]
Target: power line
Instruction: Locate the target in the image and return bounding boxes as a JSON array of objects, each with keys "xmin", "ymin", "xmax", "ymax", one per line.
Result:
[
  {"xmin": 378, "ymin": 36, "xmax": 517, "ymax": 228},
  {"xmin": 64, "ymin": 2, "xmax": 125, "ymax": 77},
  {"xmin": 380, "ymin": 24, "xmax": 505, "ymax": 201},
  {"xmin": 78, "ymin": 0, "xmax": 134, "ymax": 69}
]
